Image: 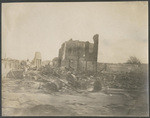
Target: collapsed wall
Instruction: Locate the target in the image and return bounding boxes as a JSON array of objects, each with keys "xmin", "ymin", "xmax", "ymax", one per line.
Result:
[{"xmin": 58, "ymin": 34, "xmax": 99, "ymax": 72}]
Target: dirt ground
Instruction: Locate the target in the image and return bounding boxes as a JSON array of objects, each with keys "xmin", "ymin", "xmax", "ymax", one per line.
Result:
[{"xmin": 2, "ymin": 77, "xmax": 149, "ymax": 116}]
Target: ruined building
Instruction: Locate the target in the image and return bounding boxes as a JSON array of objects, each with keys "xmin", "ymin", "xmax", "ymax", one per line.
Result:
[
  {"xmin": 32, "ymin": 52, "xmax": 42, "ymax": 69},
  {"xmin": 58, "ymin": 34, "xmax": 99, "ymax": 72},
  {"xmin": 2, "ymin": 58, "xmax": 19, "ymax": 77}
]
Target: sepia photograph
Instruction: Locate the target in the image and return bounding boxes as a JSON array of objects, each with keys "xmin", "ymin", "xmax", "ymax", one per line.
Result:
[{"xmin": 1, "ymin": 1, "xmax": 149, "ymax": 116}]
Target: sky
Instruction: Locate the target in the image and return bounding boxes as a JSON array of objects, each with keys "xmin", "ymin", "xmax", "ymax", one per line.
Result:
[{"xmin": 2, "ymin": 2, "xmax": 148, "ymax": 63}]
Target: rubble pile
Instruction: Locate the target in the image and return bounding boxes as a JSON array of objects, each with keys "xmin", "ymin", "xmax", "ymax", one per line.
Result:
[
  {"xmin": 37, "ymin": 65, "xmax": 100, "ymax": 93},
  {"xmin": 99, "ymin": 68, "xmax": 147, "ymax": 90},
  {"xmin": 7, "ymin": 70, "xmax": 24, "ymax": 79},
  {"xmin": 5, "ymin": 63, "xmax": 147, "ymax": 94},
  {"xmin": 38, "ymin": 65, "xmax": 60, "ymax": 78}
]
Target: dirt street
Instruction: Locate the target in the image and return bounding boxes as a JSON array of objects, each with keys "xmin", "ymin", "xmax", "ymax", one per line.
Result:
[{"xmin": 2, "ymin": 77, "xmax": 149, "ymax": 116}]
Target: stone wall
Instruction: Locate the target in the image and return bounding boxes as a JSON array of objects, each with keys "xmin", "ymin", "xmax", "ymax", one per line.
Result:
[
  {"xmin": 97, "ymin": 63, "xmax": 147, "ymax": 73},
  {"xmin": 58, "ymin": 34, "xmax": 99, "ymax": 72}
]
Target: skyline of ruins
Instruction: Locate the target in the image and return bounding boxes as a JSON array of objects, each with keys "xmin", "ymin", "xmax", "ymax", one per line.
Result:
[{"xmin": 2, "ymin": 2, "xmax": 148, "ymax": 63}]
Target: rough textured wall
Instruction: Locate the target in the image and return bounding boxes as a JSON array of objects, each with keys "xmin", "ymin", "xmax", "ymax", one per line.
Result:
[
  {"xmin": 85, "ymin": 34, "xmax": 99, "ymax": 61},
  {"xmin": 65, "ymin": 39, "xmax": 85, "ymax": 60},
  {"xmin": 58, "ymin": 34, "xmax": 99, "ymax": 71}
]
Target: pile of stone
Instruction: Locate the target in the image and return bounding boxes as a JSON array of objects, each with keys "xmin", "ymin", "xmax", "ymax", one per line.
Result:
[
  {"xmin": 36, "ymin": 65, "xmax": 103, "ymax": 93},
  {"xmin": 98, "ymin": 68, "xmax": 147, "ymax": 90},
  {"xmin": 6, "ymin": 70, "xmax": 24, "ymax": 79},
  {"xmin": 6, "ymin": 65, "xmax": 104, "ymax": 93}
]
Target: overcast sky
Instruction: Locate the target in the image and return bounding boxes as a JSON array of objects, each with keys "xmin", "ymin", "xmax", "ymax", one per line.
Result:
[{"xmin": 2, "ymin": 2, "xmax": 148, "ymax": 63}]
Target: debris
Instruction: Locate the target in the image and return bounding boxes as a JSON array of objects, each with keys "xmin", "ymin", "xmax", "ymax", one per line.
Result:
[
  {"xmin": 5, "ymin": 61, "xmax": 147, "ymax": 95},
  {"xmin": 42, "ymin": 82, "xmax": 58, "ymax": 92},
  {"xmin": 7, "ymin": 70, "xmax": 24, "ymax": 79},
  {"xmin": 93, "ymin": 78, "xmax": 102, "ymax": 92}
]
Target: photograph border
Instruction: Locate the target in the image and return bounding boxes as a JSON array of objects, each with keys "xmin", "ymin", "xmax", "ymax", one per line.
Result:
[{"xmin": 0, "ymin": 0, "xmax": 149, "ymax": 117}]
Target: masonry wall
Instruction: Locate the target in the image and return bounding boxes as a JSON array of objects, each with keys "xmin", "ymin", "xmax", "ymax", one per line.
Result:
[
  {"xmin": 97, "ymin": 63, "xmax": 147, "ymax": 73},
  {"xmin": 58, "ymin": 34, "xmax": 99, "ymax": 72}
]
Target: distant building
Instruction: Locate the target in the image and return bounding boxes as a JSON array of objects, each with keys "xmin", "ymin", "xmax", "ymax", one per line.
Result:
[
  {"xmin": 32, "ymin": 52, "xmax": 42, "ymax": 69},
  {"xmin": 58, "ymin": 34, "xmax": 99, "ymax": 72}
]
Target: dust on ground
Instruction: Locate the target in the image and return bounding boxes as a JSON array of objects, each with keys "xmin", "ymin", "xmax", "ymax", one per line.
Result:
[{"xmin": 2, "ymin": 75, "xmax": 148, "ymax": 116}]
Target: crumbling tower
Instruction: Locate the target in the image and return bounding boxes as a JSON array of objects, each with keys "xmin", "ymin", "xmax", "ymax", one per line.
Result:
[
  {"xmin": 93, "ymin": 34, "xmax": 99, "ymax": 72},
  {"xmin": 33, "ymin": 52, "xmax": 42, "ymax": 69},
  {"xmin": 85, "ymin": 34, "xmax": 99, "ymax": 72}
]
